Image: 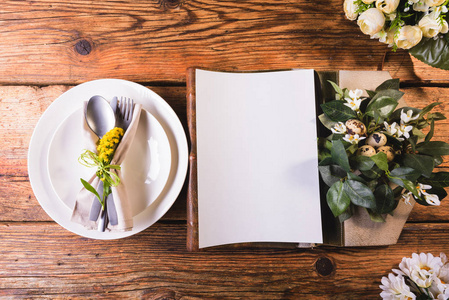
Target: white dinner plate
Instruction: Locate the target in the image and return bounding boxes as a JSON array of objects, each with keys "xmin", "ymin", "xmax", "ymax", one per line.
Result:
[
  {"xmin": 28, "ymin": 79, "xmax": 189, "ymax": 239},
  {"xmin": 48, "ymin": 108, "xmax": 172, "ymax": 216}
]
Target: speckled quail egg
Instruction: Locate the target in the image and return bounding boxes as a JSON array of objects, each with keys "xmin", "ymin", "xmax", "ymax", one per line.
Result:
[
  {"xmin": 377, "ymin": 146, "xmax": 395, "ymax": 162},
  {"xmin": 367, "ymin": 132, "xmax": 387, "ymax": 147},
  {"xmin": 357, "ymin": 145, "xmax": 376, "ymax": 157},
  {"xmin": 345, "ymin": 119, "xmax": 367, "ymax": 136}
]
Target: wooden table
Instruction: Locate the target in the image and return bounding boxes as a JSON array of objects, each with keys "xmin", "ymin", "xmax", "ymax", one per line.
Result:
[{"xmin": 1, "ymin": 1, "xmax": 448, "ymax": 298}]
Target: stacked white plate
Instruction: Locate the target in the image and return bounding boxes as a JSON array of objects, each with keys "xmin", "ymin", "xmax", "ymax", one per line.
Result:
[{"xmin": 28, "ymin": 79, "xmax": 188, "ymax": 239}]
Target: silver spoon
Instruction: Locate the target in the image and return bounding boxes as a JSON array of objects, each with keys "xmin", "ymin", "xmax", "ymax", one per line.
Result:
[
  {"xmin": 85, "ymin": 95, "xmax": 116, "ymax": 232},
  {"xmin": 85, "ymin": 95, "xmax": 116, "ymax": 139}
]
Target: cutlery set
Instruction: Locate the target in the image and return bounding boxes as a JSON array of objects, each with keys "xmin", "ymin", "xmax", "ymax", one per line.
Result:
[{"xmin": 86, "ymin": 95, "xmax": 134, "ymax": 231}]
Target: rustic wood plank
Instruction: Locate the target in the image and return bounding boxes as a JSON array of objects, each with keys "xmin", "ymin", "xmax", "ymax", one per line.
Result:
[
  {"xmin": 0, "ymin": 222, "xmax": 448, "ymax": 299},
  {"xmin": 0, "ymin": 0, "xmax": 447, "ymax": 85},
  {"xmin": 2, "ymin": 85, "xmax": 449, "ymax": 222}
]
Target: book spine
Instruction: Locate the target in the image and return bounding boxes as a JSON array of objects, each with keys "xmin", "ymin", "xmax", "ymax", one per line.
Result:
[{"xmin": 186, "ymin": 67, "xmax": 200, "ymax": 251}]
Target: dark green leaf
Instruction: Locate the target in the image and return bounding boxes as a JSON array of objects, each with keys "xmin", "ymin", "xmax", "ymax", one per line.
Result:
[
  {"xmin": 409, "ymin": 35, "xmax": 449, "ymax": 70},
  {"xmin": 416, "ymin": 141, "xmax": 449, "ymax": 156},
  {"xmin": 331, "ymin": 139, "xmax": 351, "ymax": 172},
  {"xmin": 420, "ymin": 172, "xmax": 449, "ymax": 188},
  {"xmin": 344, "ymin": 180, "xmax": 376, "ymax": 209},
  {"xmin": 419, "ymin": 102, "xmax": 442, "ymax": 118},
  {"xmin": 366, "ymin": 90, "xmax": 376, "ymax": 98},
  {"xmin": 351, "ymin": 155, "xmax": 376, "ymax": 171},
  {"xmin": 347, "ymin": 172, "xmax": 366, "ymax": 184},
  {"xmin": 373, "ymin": 184, "xmax": 398, "ymax": 214},
  {"xmin": 389, "ymin": 166, "xmax": 421, "ymax": 182},
  {"xmin": 365, "ymin": 96, "xmax": 398, "ymax": 122},
  {"xmin": 367, "ymin": 209, "xmax": 386, "ymax": 222},
  {"xmin": 338, "ymin": 205, "xmax": 353, "ymax": 222},
  {"xmin": 427, "ymin": 112, "xmax": 447, "ymax": 121},
  {"xmin": 360, "ymin": 165, "xmax": 384, "ymax": 179},
  {"xmin": 375, "ymin": 79, "xmax": 400, "ymax": 91},
  {"xmin": 402, "ymin": 154, "xmax": 434, "ymax": 178},
  {"xmin": 388, "ymin": 176, "xmax": 419, "ymax": 198},
  {"xmin": 327, "ymin": 80, "xmax": 343, "ymax": 97},
  {"xmin": 424, "ymin": 118, "xmax": 434, "ymax": 142},
  {"xmin": 319, "ymin": 156, "xmax": 333, "ymax": 166},
  {"xmin": 321, "ymin": 100, "xmax": 357, "ymax": 122},
  {"xmin": 370, "ymin": 152, "xmax": 389, "ymax": 172},
  {"xmin": 326, "ymin": 181, "xmax": 351, "ymax": 217},
  {"xmin": 318, "ymin": 165, "xmax": 346, "ymax": 187}
]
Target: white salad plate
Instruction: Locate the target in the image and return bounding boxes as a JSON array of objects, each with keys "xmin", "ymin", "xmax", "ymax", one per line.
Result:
[{"xmin": 28, "ymin": 79, "xmax": 189, "ymax": 239}]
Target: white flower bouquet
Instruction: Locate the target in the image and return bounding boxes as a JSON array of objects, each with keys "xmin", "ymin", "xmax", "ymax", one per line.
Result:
[
  {"xmin": 318, "ymin": 78, "xmax": 449, "ymax": 222},
  {"xmin": 344, "ymin": 0, "xmax": 449, "ymax": 69},
  {"xmin": 380, "ymin": 252, "xmax": 449, "ymax": 299}
]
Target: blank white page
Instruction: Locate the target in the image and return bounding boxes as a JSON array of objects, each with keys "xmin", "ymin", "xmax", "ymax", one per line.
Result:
[{"xmin": 196, "ymin": 69, "xmax": 322, "ymax": 248}]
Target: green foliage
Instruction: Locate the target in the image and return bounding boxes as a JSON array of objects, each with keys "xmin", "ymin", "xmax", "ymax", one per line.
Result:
[{"xmin": 317, "ymin": 78, "xmax": 449, "ymax": 222}]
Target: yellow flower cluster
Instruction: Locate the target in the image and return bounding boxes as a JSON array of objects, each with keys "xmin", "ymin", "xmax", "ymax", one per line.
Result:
[{"xmin": 97, "ymin": 127, "xmax": 124, "ymax": 164}]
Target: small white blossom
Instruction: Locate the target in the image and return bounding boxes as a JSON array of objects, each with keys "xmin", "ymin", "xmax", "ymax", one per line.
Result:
[
  {"xmin": 396, "ymin": 123, "xmax": 413, "ymax": 139},
  {"xmin": 384, "ymin": 121, "xmax": 398, "ymax": 136},
  {"xmin": 343, "ymin": 133, "xmax": 366, "ymax": 144},
  {"xmin": 402, "ymin": 192, "xmax": 413, "ymax": 205},
  {"xmin": 417, "ymin": 183, "xmax": 433, "ymax": 196},
  {"xmin": 400, "ymin": 109, "xmax": 419, "ymax": 123},
  {"xmin": 349, "ymin": 89, "xmax": 363, "ymax": 100},
  {"xmin": 380, "ymin": 273, "xmax": 416, "ymax": 299},
  {"xmin": 424, "ymin": 193, "xmax": 441, "ymax": 205},
  {"xmin": 331, "ymin": 122, "xmax": 347, "ymax": 134},
  {"xmin": 344, "ymin": 98, "xmax": 363, "ymax": 111}
]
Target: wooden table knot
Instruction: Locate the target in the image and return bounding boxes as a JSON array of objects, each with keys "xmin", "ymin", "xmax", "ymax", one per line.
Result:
[
  {"xmin": 158, "ymin": 0, "xmax": 183, "ymax": 9},
  {"xmin": 314, "ymin": 256, "xmax": 335, "ymax": 277},
  {"xmin": 75, "ymin": 39, "xmax": 92, "ymax": 55}
]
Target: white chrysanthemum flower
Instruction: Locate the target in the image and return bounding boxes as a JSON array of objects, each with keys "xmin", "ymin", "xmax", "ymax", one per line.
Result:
[
  {"xmin": 379, "ymin": 273, "xmax": 416, "ymax": 299},
  {"xmin": 427, "ymin": 280, "xmax": 449, "ymax": 300},
  {"xmin": 400, "ymin": 109, "xmax": 419, "ymax": 123},
  {"xmin": 384, "ymin": 121, "xmax": 398, "ymax": 136},
  {"xmin": 395, "ymin": 253, "xmax": 443, "ymax": 288},
  {"xmin": 331, "ymin": 122, "xmax": 347, "ymax": 134},
  {"xmin": 343, "ymin": 133, "xmax": 366, "ymax": 144}
]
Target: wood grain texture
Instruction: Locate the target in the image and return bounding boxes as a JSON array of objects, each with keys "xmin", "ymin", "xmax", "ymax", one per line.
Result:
[
  {"xmin": 0, "ymin": 222, "xmax": 448, "ymax": 299},
  {"xmin": 0, "ymin": 0, "xmax": 447, "ymax": 85},
  {"xmin": 1, "ymin": 84, "xmax": 449, "ymax": 223}
]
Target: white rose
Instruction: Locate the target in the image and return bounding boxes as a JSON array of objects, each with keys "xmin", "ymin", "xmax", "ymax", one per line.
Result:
[
  {"xmin": 376, "ymin": 0, "xmax": 400, "ymax": 14},
  {"xmin": 344, "ymin": 0, "xmax": 359, "ymax": 21},
  {"xmin": 425, "ymin": 0, "xmax": 446, "ymax": 6},
  {"xmin": 395, "ymin": 25, "xmax": 423, "ymax": 49},
  {"xmin": 441, "ymin": 20, "xmax": 449, "ymax": 34},
  {"xmin": 419, "ymin": 11, "xmax": 445, "ymax": 37},
  {"xmin": 414, "ymin": 2, "xmax": 430, "ymax": 12},
  {"xmin": 362, "ymin": 0, "xmax": 376, "ymax": 3},
  {"xmin": 357, "ymin": 8, "xmax": 386, "ymax": 36}
]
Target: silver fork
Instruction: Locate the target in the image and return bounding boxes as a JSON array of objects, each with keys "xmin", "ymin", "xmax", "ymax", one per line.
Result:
[
  {"xmin": 117, "ymin": 97, "xmax": 134, "ymax": 131},
  {"xmin": 97, "ymin": 97, "xmax": 134, "ymax": 231}
]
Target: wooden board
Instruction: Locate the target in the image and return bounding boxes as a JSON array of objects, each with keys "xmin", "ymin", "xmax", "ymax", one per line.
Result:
[
  {"xmin": 0, "ymin": 222, "xmax": 448, "ymax": 298},
  {"xmin": 0, "ymin": 1, "xmax": 447, "ymax": 85}
]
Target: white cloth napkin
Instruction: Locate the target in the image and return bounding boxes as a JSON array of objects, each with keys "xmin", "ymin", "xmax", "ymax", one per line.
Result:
[{"xmin": 71, "ymin": 102, "xmax": 142, "ymax": 231}]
